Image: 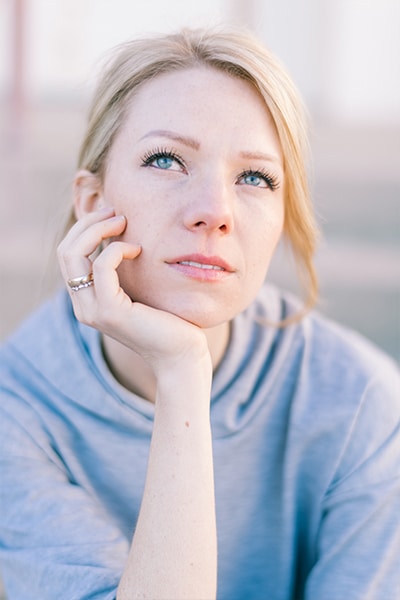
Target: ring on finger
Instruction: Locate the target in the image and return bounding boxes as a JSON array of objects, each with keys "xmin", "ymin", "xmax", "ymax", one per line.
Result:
[{"xmin": 67, "ymin": 272, "xmax": 94, "ymax": 292}]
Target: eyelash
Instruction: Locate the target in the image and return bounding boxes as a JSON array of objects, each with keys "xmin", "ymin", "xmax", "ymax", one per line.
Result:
[
  {"xmin": 141, "ymin": 147, "xmax": 185, "ymax": 169},
  {"xmin": 237, "ymin": 168, "xmax": 280, "ymax": 191},
  {"xmin": 140, "ymin": 148, "xmax": 280, "ymax": 192}
]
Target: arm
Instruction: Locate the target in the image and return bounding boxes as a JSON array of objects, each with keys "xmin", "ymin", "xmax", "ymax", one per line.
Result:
[
  {"xmin": 58, "ymin": 208, "xmax": 218, "ymax": 599},
  {"xmin": 118, "ymin": 358, "xmax": 217, "ymax": 600}
]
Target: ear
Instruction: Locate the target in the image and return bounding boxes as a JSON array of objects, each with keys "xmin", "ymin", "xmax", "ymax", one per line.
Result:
[{"xmin": 73, "ymin": 170, "xmax": 105, "ymax": 219}]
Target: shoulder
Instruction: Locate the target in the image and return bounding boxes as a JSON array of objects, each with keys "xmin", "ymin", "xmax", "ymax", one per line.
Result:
[
  {"xmin": 252, "ymin": 286, "xmax": 400, "ymax": 493},
  {"xmin": 0, "ymin": 290, "xmax": 100, "ymax": 407},
  {"xmin": 215, "ymin": 284, "xmax": 399, "ymax": 438},
  {"xmin": 260, "ymin": 285, "xmax": 400, "ymax": 453},
  {"xmin": 1, "ymin": 290, "xmax": 75, "ymax": 370},
  {"xmin": 300, "ymin": 298, "xmax": 398, "ymax": 410},
  {"xmin": 252, "ymin": 284, "xmax": 399, "ymax": 389},
  {"xmin": 238, "ymin": 284, "xmax": 400, "ymax": 441}
]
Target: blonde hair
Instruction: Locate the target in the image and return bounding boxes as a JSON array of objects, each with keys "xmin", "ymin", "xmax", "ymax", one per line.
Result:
[{"xmin": 76, "ymin": 27, "xmax": 319, "ymax": 312}]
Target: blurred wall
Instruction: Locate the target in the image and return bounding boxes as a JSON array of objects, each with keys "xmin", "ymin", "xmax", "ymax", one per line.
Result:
[
  {"xmin": 0, "ymin": 0, "xmax": 399, "ymax": 361},
  {"xmin": 251, "ymin": 0, "xmax": 400, "ymax": 125},
  {"xmin": 2, "ymin": 0, "xmax": 400, "ymax": 121}
]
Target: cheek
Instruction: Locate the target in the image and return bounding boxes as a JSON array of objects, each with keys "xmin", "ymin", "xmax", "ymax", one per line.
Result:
[
  {"xmin": 107, "ymin": 180, "xmax": 176, "ymax": 240},
  {"xmin": 244, "ymin": 214, "xmax": 284, "ymax": 281},
  {"xmin": 248, "ymin": 204, "xmax": 284, "ymax": 251},
  {"xmin": 105, "ymin": 191, "xmax": 151, "ymax": 242}
]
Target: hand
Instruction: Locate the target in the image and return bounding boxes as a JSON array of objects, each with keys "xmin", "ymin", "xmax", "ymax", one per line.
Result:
[{"xmin": 57, "ymin": 208, "xmax": 210, "ymax": 376}]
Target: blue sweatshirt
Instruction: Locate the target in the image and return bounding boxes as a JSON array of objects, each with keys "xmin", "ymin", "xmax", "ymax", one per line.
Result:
[{"xmin": 0, "ymin": 285, "xmax": 399, "ymax": 600}]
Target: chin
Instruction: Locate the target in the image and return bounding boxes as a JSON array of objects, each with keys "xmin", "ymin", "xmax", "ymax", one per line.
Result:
[
  {"xmin": 159, "ymin": 300, "xmax": 231, "ymax": 330},
  {"xmin": 176, "ymin": 310, "xmax": 228, "ymax": 330},
  {"xmin": 136, "ymin": 291, "xmax": 236, "ymax": 330},
  {"xmin": 123, "ymin": 277, "xmax": 250, "ymax": 329},
  {"xmin": 167, "ymin": 289, "xmax": 253, "ymax": 329}
]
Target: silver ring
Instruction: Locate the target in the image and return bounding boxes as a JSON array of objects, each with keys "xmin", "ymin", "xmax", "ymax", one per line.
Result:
[{"xmin": 67, "ymin": 272, "xmax": 94, "ymax": 292}]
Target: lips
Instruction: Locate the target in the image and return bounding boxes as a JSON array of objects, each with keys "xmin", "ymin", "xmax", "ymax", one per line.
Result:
[
  {"xmin": 166, "ymin": 253, "xmax": 235, "ymax": 281},
  {"xmin": 168, "ymin": 254, "xmax": 234, "ymax": 272}
]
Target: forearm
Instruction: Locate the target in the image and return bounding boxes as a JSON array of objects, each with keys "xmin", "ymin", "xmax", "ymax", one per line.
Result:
[{"xmin": 117, "ymin": 359, "xmax": 217, "ymax": 600}]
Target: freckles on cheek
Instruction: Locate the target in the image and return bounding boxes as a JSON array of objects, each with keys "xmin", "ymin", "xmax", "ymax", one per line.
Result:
[
  {"xmin": 256, "ymin": 219, "xmax": 282, "ymax": 246},
  {"xmin": 120, "ymin": 217, "xmax": 144, "ymax": 243},
  {"xmin": 265, "ymin": 212, "xmax": 285, "ymax": 244},
  {"xmin": 248, "ymin": 227, "xmax": 282, "ymax": 274}
]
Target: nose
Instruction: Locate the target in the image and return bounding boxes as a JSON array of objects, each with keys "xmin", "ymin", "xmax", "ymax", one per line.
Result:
[{"xmin": 183, "ymin": 178, "xmax": 234, "ymax": 235}]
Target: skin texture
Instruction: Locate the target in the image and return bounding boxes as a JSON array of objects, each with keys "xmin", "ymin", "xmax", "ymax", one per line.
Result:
[
  {"xmin": 57, "ymin": 66, "xmax": 285, "ymax": 599},
  {"xmin": 101, "ymin": 66, "xmax": 284, "ymax": 329}
]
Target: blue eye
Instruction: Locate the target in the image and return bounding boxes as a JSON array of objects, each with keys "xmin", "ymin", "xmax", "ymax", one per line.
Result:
[
  {"xmin": 243, "ymin": 173, "xmax": 263, "ymax": 187},
  {"xmin": 238, "ymin": 169, "xmax": 280, "ymax": 191},
  {"xmin": 155, "ymin": 156, "xmax": 174, "ymax": 169},
  {"xmin": 141, "ymin": 148, "xmax": 186, "ymax": 172}
]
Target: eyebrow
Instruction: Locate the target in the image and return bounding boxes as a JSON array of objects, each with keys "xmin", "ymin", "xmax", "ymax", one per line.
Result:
[
  {"xmin": 239, "ymin": 150, "xmax": 281, "ymax": 165},
  {"xmin": 139, "ymin": 129, "xmax": 281, "ymax": 165},
  {"xmin": 139, "ymin": 129, "xmax": 200, "ymax": 150}
]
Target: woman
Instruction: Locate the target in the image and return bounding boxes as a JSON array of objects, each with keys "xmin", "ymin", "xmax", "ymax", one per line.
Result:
[{"xmin": 0, "ymin": 27, "xmax": 399, "ymax": 600}]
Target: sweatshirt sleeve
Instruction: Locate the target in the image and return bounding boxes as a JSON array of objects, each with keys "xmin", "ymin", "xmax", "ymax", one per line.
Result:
[
  {"xmin": 0, "ymin": 399, "xmax": 129, "ymax": 600},
  {"xmin": 304, "ymin": 368, "xmax": 400, "ymax": 600}
]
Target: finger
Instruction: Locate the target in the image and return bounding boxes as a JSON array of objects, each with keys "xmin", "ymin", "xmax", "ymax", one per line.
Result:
[
  {"xmin": 58, "ymin": 210, "xmax": 125, "ymax": 263},
  {"xmin": 58, "ymin": 213, "xmax": 127, "ymax": 282},
  {"xmin": 62, "ymin": 207, "xmax": 115, "ymax": 243},
  {"xmin": 92, "ymin": 241, "xmax": 142, "ymax": 303},
  {"xmin": 68, "ymin": 242, "xmax": 142, "ymax": 327}
]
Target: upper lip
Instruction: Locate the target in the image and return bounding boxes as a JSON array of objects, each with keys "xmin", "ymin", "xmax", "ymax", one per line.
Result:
[{"xmin": 167, "ymin": 253, "xmax": 235, "ymax": 272}]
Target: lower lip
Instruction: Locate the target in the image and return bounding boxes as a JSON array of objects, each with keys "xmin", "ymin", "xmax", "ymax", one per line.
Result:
[{"xmin": 167, "ymin": 262, "xmax": 232, "ymax": 282}]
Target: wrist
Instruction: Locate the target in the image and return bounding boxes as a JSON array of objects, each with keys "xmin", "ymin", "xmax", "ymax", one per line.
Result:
[
  {"xmin": 155, "ymin": 351, "xmax": 213, "ymax": 415},
  {"xmin": 153, "ymin": 332, "xmax": 212, "ymax": 382}
]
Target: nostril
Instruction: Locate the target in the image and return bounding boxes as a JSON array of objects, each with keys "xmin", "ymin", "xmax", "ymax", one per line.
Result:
[{"xmin": 191, "ymin": 220, "xmax": 230, "ymax": 232}]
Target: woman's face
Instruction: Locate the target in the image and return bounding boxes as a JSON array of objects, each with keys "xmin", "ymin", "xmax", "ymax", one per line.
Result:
[{"xmin": 97, "ymin": 66, "xmax": 284, "ymax": 328}]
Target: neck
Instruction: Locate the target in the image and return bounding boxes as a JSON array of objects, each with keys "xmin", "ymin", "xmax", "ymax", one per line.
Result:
[{"xmin": 101, "ymin": 321, "xmax": 230, "ymax": 403}]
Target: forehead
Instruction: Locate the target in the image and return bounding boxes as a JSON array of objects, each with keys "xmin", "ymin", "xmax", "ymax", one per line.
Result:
[
  {"xmin": 128, "ymin": 66, "xmax": 267, "ymax": 120},
  {"xmin": 117, "ymin": 66, "xmax": 281, "ymax": 155}
]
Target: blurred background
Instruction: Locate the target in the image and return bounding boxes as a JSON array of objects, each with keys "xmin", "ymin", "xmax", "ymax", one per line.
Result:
[
  {"xmin": 0, "ymin": 0, "xmax": 399, "ymax": 353},
  {"xmin": 0, "ymin": 1, "xmax": 399, "ymax": 597}
]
